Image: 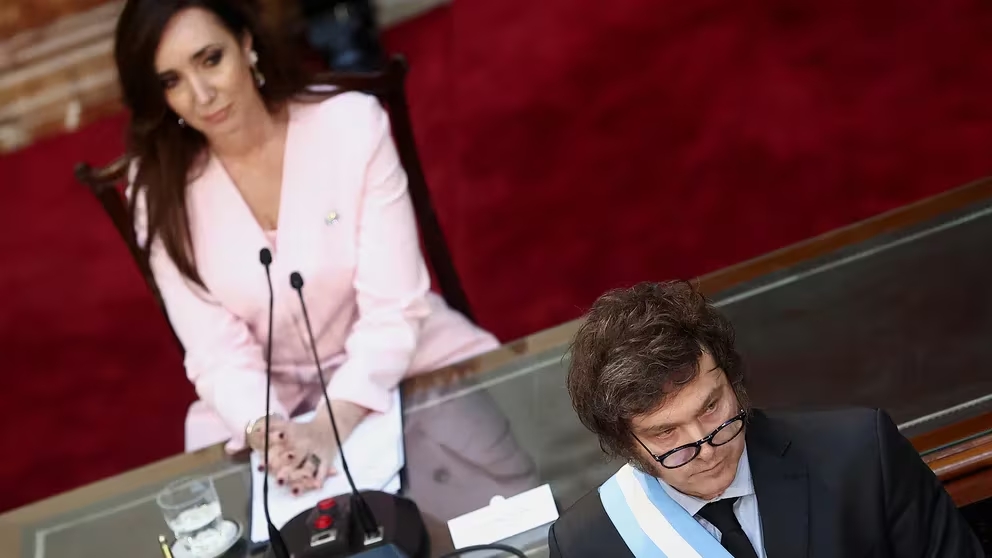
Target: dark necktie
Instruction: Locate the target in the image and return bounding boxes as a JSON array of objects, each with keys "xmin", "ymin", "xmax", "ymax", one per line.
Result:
[{"xmin": 697, "ymin": 497, "xmax": 759, "ymax": 558}]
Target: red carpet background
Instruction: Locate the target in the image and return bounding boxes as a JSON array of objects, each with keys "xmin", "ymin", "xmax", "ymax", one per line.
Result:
[{"xmin": 4, "ymin": 0, "xmax": 992, "ymax": 511}]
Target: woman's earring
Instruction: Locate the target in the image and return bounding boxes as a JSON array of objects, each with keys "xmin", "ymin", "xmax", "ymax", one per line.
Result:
[
  {"xmin": 178, "ymin": 117, "xmax": 185, "ymax": 127},
  {"xmin": 249, "ymin": 49, "xmax": 265, "ymax": 88}
]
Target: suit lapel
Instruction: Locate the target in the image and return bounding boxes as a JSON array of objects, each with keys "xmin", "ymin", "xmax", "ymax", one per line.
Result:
[
  {"xmin": 746, "ymin": 411, "xmax": 810, "ymax": 558},
  {"xmin": 272, "ymin": 101, "xmax": 351, "ymax": 282}
]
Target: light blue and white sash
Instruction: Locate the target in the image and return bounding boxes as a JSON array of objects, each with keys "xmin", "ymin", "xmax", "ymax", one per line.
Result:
[{"xmin": 599, "ymin": 464, "xmax": 732, "ymax": 558}]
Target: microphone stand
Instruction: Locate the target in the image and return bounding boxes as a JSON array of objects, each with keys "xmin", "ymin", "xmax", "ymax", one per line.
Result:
[
  {"xmin": 259, "ymin": 249, "xmax": 291, "ymax": 558},
  {"xmin": 290, "ymin": 271, "xmax": 381, "ymax": 542},
  {"xmin": 264, "ymin": 266, "xmax": 521, "ymax": 558}
]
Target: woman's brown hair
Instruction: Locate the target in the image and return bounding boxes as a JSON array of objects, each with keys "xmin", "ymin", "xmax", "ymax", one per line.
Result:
[
  {"xmin": 115, "ymin": 0, "xmax": 316, "ymax": 287},
  {"xmin": 566, "ymin": 280, "xmax": 750, "ymax": 469}
]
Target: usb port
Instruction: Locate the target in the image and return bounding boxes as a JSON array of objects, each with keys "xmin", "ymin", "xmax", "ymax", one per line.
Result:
[
  {"xmin": 311, "ymin": 530, "xmax": 337, "ymax": 547},
  {"xmin": 363, "ymin": 527, "xmax": 384, "ymax": 546}
]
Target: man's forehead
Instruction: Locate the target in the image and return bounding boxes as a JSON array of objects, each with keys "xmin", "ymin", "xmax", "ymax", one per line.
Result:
[{"xmin": 630, "ymin": 366, "xmax": 726, "ymax": 430}]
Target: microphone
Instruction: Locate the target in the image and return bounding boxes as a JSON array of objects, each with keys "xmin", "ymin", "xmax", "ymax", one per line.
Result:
[
  {"xmin": 279, "ymin": 270, "xmax": 524, "ymax": 557},
  {"xmin": 280, "ymin": 270, "xmax": 428, "ymax": 557},
  {"xmin": 258, "ymin": 249, "xmax": 291, "ymax": 558},
  {"xmin": 289, "ymin": 271, "xmax": 379, "ymax": 538}
]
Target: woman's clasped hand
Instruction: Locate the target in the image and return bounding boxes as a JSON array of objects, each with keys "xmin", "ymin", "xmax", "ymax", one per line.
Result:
[{"xmin": 247, "ymin": 401, "xmax": 369, "ymax": 495}]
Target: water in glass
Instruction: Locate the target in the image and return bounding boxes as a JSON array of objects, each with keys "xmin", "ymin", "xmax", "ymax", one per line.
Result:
[{"xmin": 157, "ymin": 476, "xmax": 226, "ymax": 554}]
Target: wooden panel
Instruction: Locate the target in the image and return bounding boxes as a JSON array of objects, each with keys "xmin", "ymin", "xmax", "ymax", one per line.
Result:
[
  {"xmin": 0, "ymin": 0, "xmax": 114, "ymax": 40},
  {"xmin": 943, "ymin": 469, "xmax": 992, "ymax": 508},
  {"xmin": 913, "ymin": 412, "xmax": 992, "ymax": 453},
  {"xmin": 914, "ymin": 411, "xmax": 992, "ymax": 507},
  {"xmin": 0, "ymin": 1, "xmax": 123, "ymax": 152}
]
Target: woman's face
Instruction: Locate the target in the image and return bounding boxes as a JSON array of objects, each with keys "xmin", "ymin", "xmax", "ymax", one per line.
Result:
[{"xmin": 154, "ymin": 7, "xmax": 259, "ymax": 137}]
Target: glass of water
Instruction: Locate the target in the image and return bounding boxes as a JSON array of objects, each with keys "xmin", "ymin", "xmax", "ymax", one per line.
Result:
[{"xmin": 156, "ymin": 476, "xmax": 225, "ymax": 554}]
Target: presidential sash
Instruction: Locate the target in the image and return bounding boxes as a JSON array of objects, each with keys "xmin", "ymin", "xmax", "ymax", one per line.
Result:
[{"xmin": 598, "ymin": 464, "xmax": 733, "ymax": 558}]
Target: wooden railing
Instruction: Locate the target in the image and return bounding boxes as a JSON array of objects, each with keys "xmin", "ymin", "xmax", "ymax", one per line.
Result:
[
  {"xmin": 914, "ymin": 412, "xmax": 992, "ymax": 507},
  {"xmin": 0, "ymin": 0, "xmax": 114, "ymax": 39},
  {"xmin": 0, "ymin": 1, "xmax": 124, "ymax": 153}
]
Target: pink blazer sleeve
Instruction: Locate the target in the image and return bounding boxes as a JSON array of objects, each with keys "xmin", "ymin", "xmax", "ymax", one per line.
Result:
[
  {"xmin": 131, "ymin": 177, "xmax": 288, "ymax": 452},
  {"xmin": 325, "ymin": 98, "xmax": 432, "ymax": 413}
]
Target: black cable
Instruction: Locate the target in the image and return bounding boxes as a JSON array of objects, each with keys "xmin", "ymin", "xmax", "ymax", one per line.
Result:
[{"xmin": 438, "ymin": 543, "xmax": 528, "ymax": 558}]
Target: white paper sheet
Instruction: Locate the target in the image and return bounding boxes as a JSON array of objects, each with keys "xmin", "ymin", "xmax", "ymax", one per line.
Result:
[{"xmin": 249, "ymin": 391, "xmax": 405, "ymax": 543}]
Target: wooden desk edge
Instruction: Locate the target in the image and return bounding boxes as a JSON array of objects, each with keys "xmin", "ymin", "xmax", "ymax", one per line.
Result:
[{"xmin": 0, "ymin": 446, "xmax": 230, "ymax": 524}]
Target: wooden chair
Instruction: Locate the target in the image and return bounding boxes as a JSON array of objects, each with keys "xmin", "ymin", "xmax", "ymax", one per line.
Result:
[{"xmin": 75, "ymin": 55, "xmax": 476, "ymax": 346}]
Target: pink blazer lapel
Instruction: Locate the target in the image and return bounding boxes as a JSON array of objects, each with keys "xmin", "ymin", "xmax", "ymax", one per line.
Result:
[{"xmin": 274, "ymin": 102, "xmax": 362, "ymax": 294}]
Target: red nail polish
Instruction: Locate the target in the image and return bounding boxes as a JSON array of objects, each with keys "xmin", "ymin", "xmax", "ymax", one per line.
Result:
[
  {"xmin": 278, "ymin": 433, "xmax": 285, "ymax": 440},
  {"xmin": 278, "ymin": 478, "xmax": 284, "ymax": 485},
  {"xmin": 257, "ymin": 465, "xmax": 264, "ymax": 472},
  {"xmin": 288, "ymin": 453, "xmax": 295, "ymax": 460},
  {"xmin": 292, "ymin": 488, "xmax": 299, "ymax": 495}
]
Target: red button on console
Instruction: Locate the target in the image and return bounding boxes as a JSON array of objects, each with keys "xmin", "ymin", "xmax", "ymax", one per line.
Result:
[
  {"xmin": 314, "ymin": 515, "xmax": 333, "ymax": 530},
  {"xmin": 317, "ymin": 498, "xmax": 337, "ymax": 511}
]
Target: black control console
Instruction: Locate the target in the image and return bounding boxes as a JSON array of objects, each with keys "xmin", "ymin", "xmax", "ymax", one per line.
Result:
[{"xmin": 274, "ymin": 490, "xmax": 429, "ymax": 558}]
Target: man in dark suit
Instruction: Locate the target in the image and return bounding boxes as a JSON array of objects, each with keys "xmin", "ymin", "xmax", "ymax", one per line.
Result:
[{"xmin": 550, "ymin": 281, "xmax": 982, "ymax": 557}]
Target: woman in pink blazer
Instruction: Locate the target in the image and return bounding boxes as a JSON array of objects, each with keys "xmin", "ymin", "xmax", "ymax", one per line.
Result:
[{"xmin": 115, "ymin": 0, "xmax": 501, "ymax": 494}]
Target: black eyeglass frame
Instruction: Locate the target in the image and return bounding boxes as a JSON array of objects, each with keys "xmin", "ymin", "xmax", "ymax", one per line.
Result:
[{"xmin": 634, "ymin": 409, "xmax": 748, "ymax": 469}]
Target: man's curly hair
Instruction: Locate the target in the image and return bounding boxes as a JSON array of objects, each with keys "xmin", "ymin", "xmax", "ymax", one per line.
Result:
[{"xmin": 566, "ymin": 281, "xmax": 750, "ymax": 468}]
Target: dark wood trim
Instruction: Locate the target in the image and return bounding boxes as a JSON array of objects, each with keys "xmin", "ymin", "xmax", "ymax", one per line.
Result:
[
  {"xmin": 941, "ymin": 469, "xmax": 992, "ymax": 508},
  {"xmin": 927, "ymin": 439, "xmax": 992, "ymax": 481},
  {"xmin": 0, "ymin": 0, "xmax": 116, "ymax": 43},
  {"xmin": 923, "ymin": 432, "xmax": 992, "ymax": 464},
  {"xmin": 913, "ymin": 412, "xmax": 992, "ymax": 454},
  {"xmin": 911, "ymin": 411, "xmax": 992, "ymax": 507}
]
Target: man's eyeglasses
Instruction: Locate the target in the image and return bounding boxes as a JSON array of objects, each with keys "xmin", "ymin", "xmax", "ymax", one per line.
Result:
[{"xmin": 634, "ymin": 410, "xmax": 747, "ymax": 469}]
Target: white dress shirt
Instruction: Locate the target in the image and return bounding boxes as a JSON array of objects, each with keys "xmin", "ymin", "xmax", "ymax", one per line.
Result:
[{"xmin": 657, "ymin": 448, "xmax": 767, "ymax": 557}]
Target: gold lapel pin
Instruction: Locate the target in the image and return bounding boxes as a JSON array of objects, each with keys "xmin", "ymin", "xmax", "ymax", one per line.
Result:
[{"xmin": 325, "ymin": 211, "xmax": 339, "ymax": 225}]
